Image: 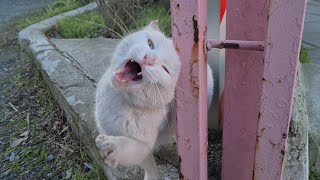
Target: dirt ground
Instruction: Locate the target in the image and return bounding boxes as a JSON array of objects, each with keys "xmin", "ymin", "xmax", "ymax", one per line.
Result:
[{"xmin": 0, "ymin": 15, "xmax": 104, "ymax": 180}]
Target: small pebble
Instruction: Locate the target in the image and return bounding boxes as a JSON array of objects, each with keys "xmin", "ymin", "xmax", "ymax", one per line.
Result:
[
  {"xmin": 83, "ymin": 162, "xmax": 93, "ymax": 172},
  {"xmin": 47, "ymin": 154, "xmax": 54, "ymax": 162},
  {"xmin": 21, "ymin": 162, "xmax": 27, "ymax": 170},
  {"xmin": 9, "ymin": 152, "xmax": 15, "ymax": 162},
  {"xmin": 65, "ymin": 168, "xmax": 72, "ymax": 179},
  {"xmin": 47, "ymin": 173, "xmax": 53, "ymax": 177},
  {"xmin": 2, "ymin": 169, "xmax": 11, "ymax": 177}
]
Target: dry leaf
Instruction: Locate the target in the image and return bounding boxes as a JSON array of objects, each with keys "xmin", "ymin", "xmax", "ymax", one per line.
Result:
[
  {"xmin": 9, "ymin": 102, "xmax": 19, "ymax": 113},
  {"xmin": 65, "ymin": 168, "xmax": 73, "ymax": 179},
  {"xmin": 10, "ymin": 137, "xmax": 27, "ymax": 148},
  {"xmin": 10, "ymin": 131, "xmax": 29, "ymax": 148},
  {"xmin": 26, "ymin": 113, "xmax": 30, "ymax": 129},
  {"xmin": 20, "ymin": 131, "xmax": 29, "ymax": 137}
]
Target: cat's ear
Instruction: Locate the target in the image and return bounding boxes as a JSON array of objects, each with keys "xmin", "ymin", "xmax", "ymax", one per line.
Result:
[{"xmin": 148, "ymin": 20, "xmax": 160, "ymax": 31}]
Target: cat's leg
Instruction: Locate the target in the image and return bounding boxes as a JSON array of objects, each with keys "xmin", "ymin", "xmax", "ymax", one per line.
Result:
[
  {"xmin": 95, "ymin": 134, "xmax": 159, "ymax": 180},
  {"xmin": 140, "ymin": 155, "xmax": 159, "ymax": 180}
]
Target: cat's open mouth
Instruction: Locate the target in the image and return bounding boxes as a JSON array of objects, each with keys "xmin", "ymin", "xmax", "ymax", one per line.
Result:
[{"xmin": 115, "ymin": 60, "xmax": 143, "ymax": 83}]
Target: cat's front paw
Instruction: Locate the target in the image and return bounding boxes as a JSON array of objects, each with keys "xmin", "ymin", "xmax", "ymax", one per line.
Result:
[{"xmin": 95, "ymin": 134, "xmax": 120, "ymax": 168}]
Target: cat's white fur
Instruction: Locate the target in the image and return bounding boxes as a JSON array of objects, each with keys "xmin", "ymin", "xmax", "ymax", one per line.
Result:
[{"xmin": 95, "ymin": 21, "xmax": 214, "ymax": 180}]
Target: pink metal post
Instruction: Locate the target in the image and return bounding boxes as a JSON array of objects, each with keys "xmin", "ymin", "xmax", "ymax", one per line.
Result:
[
  {"xmin": 170, "ymin": 0, "xmax": 208, "ymax": 179},
  {"xmin": 222, "ymin": 0, "xmax": 307, "ymax": 179},
  {"xmin": 222, "ymin": 0, "xmax": 268, "ymax": 179},
  {"xmin": 253, "ymin": 0, "xmax": 307, "ymax": 179}
]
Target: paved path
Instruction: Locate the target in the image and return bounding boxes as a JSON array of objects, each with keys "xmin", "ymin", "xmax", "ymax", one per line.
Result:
[
  {"xmin": 302, "ymin": 0, "xmax": 320, "ymax": 173},
  {"xmin": 0, "ymin": 0, "xmax": 54, "ymax": 24},
  {"xmin": 0, "ymin": 0, "xmax": 54, "ymax": 81}
]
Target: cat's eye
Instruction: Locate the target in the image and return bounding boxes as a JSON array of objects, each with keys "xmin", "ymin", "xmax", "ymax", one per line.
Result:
[
  {"xmin": 148, "ymin": 39, "xmax": 154, "ymax": 49},
  {"xmin": 162, "ymin": 65, "xmax": 169, "ymax": 74}
]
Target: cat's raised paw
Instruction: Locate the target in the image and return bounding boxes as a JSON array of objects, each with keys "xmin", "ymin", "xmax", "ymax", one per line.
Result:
[{"xmin": 95, "ymin": 134, "xmax": 120, "ymax": 168}]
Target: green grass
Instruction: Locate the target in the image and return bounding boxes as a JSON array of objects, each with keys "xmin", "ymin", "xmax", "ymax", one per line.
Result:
[
  {"xmin": 17, "ymin": 0, "xmax": 93, "ymax": 30},
  {"xmin": 132, "ymin": 1, "xmax": 171, "ymax": 36},
  {"xmin": 300, "ymin": 46, "xmax": 311, "ymax": 64},
  {"xmin": 310, "ymin": 171, "xmax": 320, "ymax": 180},
  {"xmin": 56, "ymin": 11, "xmax": 105, "ymax": 38},
  {"xmin": 53, "ymin": 1, "xmax": 171, "ymax": 38}
]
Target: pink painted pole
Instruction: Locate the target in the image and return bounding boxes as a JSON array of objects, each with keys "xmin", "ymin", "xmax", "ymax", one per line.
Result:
[
  {"xmin": 222, "ymin": 0, "xmax": 268, "ymax": 179},
  {"xmin": 253, "ymin": 0, "xmax": 307, "ymax": 179},
  {"xmin": 170, "ymin": 0, "xmax": 208, "ymax": 179}
]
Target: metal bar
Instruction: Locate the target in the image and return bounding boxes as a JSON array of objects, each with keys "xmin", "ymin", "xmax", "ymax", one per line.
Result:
[
  {"xmin": 207, "ymin": 39, "xmax": 265, "ymax": 51},
  {"xmin": 170, "ymin": 0, "xmax": 208, "ymax": 179},
  {"xmin": 253, "ymin": 0, "xmax": 308, "ymax": 179},
  {"xmin": 222, "ymin": 0, "xmax": 268, "ymax": 179}
]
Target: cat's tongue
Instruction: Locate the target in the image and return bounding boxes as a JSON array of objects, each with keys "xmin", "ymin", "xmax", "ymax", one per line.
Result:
[
  {"xmin": 115, "ymin": 63, "xmax": 142, "ymax": 83},
  {"xmin": 123, "ymin": 67, "xmax": 137, "ymax": 79},
  {"xmin": 115, "ymin": 67, "xmax": 132, "ymax": 81}
]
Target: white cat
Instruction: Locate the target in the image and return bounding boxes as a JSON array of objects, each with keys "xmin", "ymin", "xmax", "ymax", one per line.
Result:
[{"xmin": 95, "ymin": 20, "xmax": 214, "ymax": 180}]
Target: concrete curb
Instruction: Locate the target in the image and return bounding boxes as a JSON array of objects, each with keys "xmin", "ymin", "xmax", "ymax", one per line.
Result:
[{"xmin": 19, "ymin": 2, "xmax": 98, "ymax": 49}]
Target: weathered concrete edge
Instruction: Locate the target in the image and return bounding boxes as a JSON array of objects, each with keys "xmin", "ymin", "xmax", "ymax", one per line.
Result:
[{"xmin": 18, "ymin": 2, "xmax": 97, "ymax": 49}]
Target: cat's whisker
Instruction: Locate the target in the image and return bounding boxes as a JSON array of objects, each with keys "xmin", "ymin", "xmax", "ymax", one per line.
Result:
[
  {"xmin": 169, "ymin": 99, "xmax": 173, "ymax": 110},
  {"xmin": 155, "ymin": 83, "xmax": 164, "ymax": 105},
  {"xmin": 173, "ymin": 96, "xmax": 186, "ymax": 110},
  {"xmin": 175, "ymin": 85, "xmax": 195, "ymax": 99},
  {"xmin": 154, "ymin": 84, "xmax": 172, "ymax": 133},
  {"xmin": 151, "ymin": 85, "xmax": 156, "ymax": 107},
  {"xmin": 152, "ymin": 83, "xmax": 160, "ymax": 105}
]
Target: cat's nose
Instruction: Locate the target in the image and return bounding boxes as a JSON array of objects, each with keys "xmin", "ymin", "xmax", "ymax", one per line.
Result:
[{"xmin": 142, "ymin": 55, "xmax": 155, "ymax": 66}]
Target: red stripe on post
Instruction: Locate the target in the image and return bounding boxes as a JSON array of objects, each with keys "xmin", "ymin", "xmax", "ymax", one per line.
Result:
[{"xmin": 220, "ymin": 0, "xmax": 226, "ymax": 23}]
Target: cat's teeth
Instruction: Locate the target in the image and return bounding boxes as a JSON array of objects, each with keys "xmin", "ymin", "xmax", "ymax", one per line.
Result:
[
  {"xmin": 137, "ymin": 72, "xmax": 142, "ymax": 75},
  {"xmin": 115, "ymin": 69, "xmax": 122, "ymax": 74}
]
